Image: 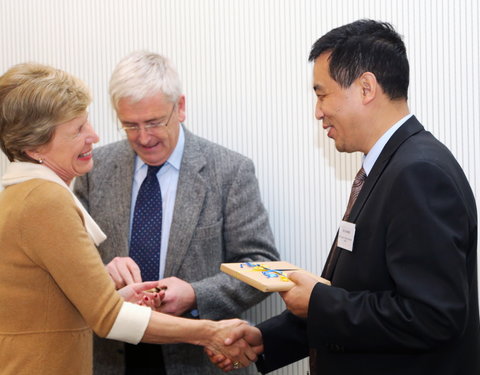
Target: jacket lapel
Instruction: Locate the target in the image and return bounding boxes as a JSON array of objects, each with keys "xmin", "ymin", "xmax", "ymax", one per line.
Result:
[
  {"xmin": 348, "ymin": 116, "xmax": 424, "ymax": 222},
  {"xmin": 323, "ymin": 116, "xmax": 424, "ymax": 280},
  {"xmin": 99, "ymin": 141, "xmax": 135, "ymax": 257},
  {"xmin": 163, "ymin": 129, "xmax": 208, "ymax": 277}
]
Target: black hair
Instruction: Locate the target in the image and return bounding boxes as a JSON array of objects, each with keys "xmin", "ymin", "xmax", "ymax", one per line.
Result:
[{"xmin": 309, "ymin": 19, "xmax": 409, "ymax": 100}]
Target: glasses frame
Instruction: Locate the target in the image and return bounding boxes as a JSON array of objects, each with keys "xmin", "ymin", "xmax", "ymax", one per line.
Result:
[{"xmin": 120, "ymin": 104, "xmax": 176, "ymax": 133}]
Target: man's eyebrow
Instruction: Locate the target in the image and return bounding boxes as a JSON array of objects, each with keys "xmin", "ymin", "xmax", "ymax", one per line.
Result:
[
  {"xmin": 145, "ymin": 116, "xmax": 165, "ymax": 122},
  {"xmin": 121, "ymin": 115, "xmax": 166, "ymax": 124}
]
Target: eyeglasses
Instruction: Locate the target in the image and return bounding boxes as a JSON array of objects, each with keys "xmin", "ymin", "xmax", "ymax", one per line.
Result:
[{"xmin": 120, "ymin": 104, "xmax": 176, "ymax": 133}]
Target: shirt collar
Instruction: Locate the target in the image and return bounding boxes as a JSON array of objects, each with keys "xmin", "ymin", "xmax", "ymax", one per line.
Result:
[
  {"xmin": 134, "ymin": 125, "xmax": 185, "ymax": 173},
  {"xmin": 362, "ymin": 114, "xmax": 413, "ymax": 175}
]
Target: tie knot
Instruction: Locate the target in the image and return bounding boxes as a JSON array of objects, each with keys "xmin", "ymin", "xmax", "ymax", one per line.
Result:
[{"xmin": 147, "ymin": 164, "xmax": 162, "ymax": 177}]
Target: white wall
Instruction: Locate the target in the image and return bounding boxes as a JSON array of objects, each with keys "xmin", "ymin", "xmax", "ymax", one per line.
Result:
[{"xmin": 1, "ymin": 1, "xmax": 478, "ymax": 373}]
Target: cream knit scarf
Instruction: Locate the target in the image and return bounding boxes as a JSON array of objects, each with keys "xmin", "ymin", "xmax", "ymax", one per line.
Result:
[{"xmin": 1, "ymin": 161, "xmax": 106, "ymax": 246}]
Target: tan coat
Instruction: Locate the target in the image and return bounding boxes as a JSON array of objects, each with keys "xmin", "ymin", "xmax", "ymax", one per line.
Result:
[{"xmin": 0, "ymin": 179, "xmax": 123, "ymax": 375}]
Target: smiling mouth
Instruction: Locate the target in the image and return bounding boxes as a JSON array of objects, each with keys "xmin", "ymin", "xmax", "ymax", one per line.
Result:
[
  {"xmin": 323, "ymin": 124, "xmax": 335, "ymax": 138},
  {"xmin": 78, "ymin": 151, "xmax": 92, "ymax": 158},
  {"xmin": 139, "ymin": 142, "xmax": 160, "ymax": 150}
]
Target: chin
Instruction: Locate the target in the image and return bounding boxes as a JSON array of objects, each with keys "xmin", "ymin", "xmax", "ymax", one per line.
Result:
[
  {"xmin": 140, "ymin": 154, "xmax": 165, "ymax": 166},
  {"xmin": 77, "ymin": 163, "xmax": 94, "ymax": 176},
  {"xmin": 334, "ymin": 143, "xmax": 345, "ymax": 152}
]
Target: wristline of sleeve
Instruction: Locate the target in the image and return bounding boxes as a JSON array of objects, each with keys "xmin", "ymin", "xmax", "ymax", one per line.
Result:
[{"xmin": 106, "ymin": 301, "xmax": 152, "ymax": 344}]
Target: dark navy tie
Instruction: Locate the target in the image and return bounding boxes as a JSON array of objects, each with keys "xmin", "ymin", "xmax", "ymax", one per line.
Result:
[{"xmin": 130, "ymin": 164, "xmax": 163, "ymax": 282}]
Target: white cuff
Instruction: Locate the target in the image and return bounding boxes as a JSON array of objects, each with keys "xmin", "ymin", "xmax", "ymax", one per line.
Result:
[{"xmin": 106, "ymin": 302, "xmax": 152, "ymax": 344}]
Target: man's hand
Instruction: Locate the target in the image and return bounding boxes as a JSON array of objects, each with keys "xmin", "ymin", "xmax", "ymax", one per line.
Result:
[
  {"xmin": 155, "ymin": 276, "xmax": 196, "ymax": 316},
  {"xmin": 106, "ymin": 256, "xmax": 142, "ymax": 289},
  {"xmin": 280, "ymin": 271, "xmax": 328, "ymax": 318},
  {"xmin": 205, "ymin": 320, "xmax": 263, "ymax": 372},
  {"xmin": 206, "ymin": 322, "xmax": 263, "ymax": 371}
]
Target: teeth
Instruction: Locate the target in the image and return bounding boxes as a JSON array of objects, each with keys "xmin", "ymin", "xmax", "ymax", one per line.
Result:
[{"xmin": 79, "ymin": 151, "xmax": 92, "ymax": 158}]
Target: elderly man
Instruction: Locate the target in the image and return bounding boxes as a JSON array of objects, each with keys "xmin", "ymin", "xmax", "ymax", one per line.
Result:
[{"xmin": 74, "ymin": 51, "xmax": 279, "ymax": 375}]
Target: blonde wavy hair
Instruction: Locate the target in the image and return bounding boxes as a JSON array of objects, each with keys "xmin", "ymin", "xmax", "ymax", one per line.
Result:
[{"xmin": 0, "ymin": 63, "xmax": 91, "ymax": 162}]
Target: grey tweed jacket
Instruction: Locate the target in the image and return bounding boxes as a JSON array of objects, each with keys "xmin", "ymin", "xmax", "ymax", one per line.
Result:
[{"xmin": 74, "ymin": 126, "xmax": 279, "ymax": 375}]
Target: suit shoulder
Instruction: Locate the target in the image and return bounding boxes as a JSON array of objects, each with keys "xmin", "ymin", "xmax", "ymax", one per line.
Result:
[
  {"xmin": 192, "ymin": 133, "xmax": 252, "ymax": 166},
  {"xmin": 88, "ymin": 140, "xmax": 134, "ymax": 174},
  {"xmin": 395, "ymin": 130, "xmax": 459, "ymax": 169},
  {"xmin": 93, "ymin": 140, "xmax": 131, "ymax": 160},
  {"xmin": 386, "ymin": 130, "xmax": 474, "ymax": 203}
]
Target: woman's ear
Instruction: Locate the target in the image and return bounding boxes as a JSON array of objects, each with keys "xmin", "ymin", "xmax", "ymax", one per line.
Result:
[{"xmin": 24, "ymin": 149, "xmax": 43, "ymax": 163}]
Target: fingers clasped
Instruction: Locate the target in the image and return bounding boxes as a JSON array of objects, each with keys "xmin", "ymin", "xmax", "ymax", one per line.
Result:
[{"xmin": 205, "ymin": 319, "xmax": 263, "ymax": 372}]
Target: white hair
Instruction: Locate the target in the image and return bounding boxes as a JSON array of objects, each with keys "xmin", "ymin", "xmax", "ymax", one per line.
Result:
[{"xmin": 109, "ymin": 50, "xmax": 183, "ymax": 110}]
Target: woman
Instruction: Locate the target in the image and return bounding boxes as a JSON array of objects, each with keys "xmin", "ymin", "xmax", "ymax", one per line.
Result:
[{"xmin": 0, "ymin": 63, "xmax": 256, "ymax": 374}]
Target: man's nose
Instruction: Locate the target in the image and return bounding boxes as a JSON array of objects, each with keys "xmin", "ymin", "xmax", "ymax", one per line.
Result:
[{"xmin": 315, "ymin": 103, "xmax": 324, "ymax": 120}]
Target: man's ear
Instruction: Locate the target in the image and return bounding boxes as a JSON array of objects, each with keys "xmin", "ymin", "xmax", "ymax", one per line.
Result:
[
  {"xmin": 358, "ymin": 72, "xmax": 377, "ymax": 105},
  {"xmin": 177, "ymin": 95, "xmax": 186, "ymax": 123}
]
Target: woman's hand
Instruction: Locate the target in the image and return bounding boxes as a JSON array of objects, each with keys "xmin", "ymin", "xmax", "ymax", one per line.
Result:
[{"xmin": 118, "ymin": 281, "xmax": 165, "ymax": 310}]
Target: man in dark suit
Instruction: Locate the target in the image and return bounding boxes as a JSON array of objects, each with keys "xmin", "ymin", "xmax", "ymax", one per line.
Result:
[
  {"xmin": 74, "ymin": 51, "xmax": 279, "ymax": 375},
  {"xmin": 213, "ymin": 19, "xmax": 479, "ymax": 375}
]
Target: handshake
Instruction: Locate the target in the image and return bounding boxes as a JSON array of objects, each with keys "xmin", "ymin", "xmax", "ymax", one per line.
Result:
[
  {"xmin": 118, "ymin": 270, "xmax": 330, "ymax": 372},
  {"xmin": 118, "ymin": 280, "xmax": 265, "ymax": 371},
  {"xmin": 204, "ymin": 270, "xmax": 330, "ymax": 372},
  {"xmin": 204, "ymin": 319, "xmax": 263, "ymax": 372}
]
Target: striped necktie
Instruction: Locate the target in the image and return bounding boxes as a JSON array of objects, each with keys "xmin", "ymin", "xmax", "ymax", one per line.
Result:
[
  {"xmin": 343, "ymin": 167, "xmax": 367, "ymax": 221},
  {"xmin": 322, "ymin": 167, "xmax": 367, "ymax": 280}
]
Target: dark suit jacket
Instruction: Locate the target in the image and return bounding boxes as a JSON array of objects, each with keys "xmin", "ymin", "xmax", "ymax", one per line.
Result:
[
  {"xmin": 74, "ymin": 127, "xmax": 279, "ymax": 375},
  {"xmin": 256, "ymin": 117, "xmax": 479, "ymax": 375}
]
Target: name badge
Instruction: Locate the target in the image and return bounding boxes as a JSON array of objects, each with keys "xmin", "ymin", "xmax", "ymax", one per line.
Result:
[{"xmin": 337, "ymin": 221, "xmax": 356, "ymax": 251}]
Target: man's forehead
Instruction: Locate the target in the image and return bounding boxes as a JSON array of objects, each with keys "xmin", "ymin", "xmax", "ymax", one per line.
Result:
[{"xmin": 312, "ymin": 65, "xmax": 329, "ymax": 92}]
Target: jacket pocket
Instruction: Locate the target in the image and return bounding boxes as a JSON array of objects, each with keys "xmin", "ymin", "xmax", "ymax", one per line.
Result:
[{"xmin": 191, "ymin": 219, "xmax": 223, "ymax": 240}]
